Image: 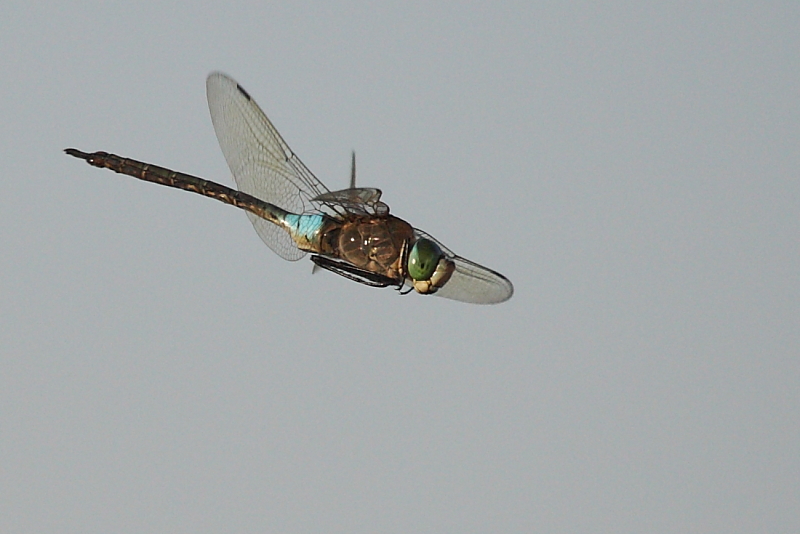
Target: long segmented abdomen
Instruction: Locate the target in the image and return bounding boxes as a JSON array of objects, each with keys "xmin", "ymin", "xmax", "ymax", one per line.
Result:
[{"xmin": 65, "ymin": 149, "xmax": 290, "ymax": 227}]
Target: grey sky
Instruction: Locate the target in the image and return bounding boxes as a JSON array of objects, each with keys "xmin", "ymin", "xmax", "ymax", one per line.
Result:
[{"xmin": 2, "ymin": 2, "xmax": 798, "ymax": 533}]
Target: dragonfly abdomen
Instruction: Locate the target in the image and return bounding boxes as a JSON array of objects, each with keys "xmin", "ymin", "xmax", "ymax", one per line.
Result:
[
  {"xmin": 64, "ymin": 149, "xmax": 290, "ymax": 227},
  {"xmin": 281, "ymin": 213, "xmax": 331, "ymax": 253}
]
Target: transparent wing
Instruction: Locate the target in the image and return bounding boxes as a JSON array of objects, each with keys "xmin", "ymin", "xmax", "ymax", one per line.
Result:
[
  {"xmin": 206, "ymin": 72, "xmax": 335, "ymax": 261},
  {"xmin": 312, "ymin": 187, "xmax": 389, "ymax": 216},
  {"xmin": 414, "ymin": 229, "xmax": 514, "ymax": 304}
]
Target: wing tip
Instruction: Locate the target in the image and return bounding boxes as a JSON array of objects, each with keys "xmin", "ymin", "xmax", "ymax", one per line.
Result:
[{"xmin": 236, "ymin": 83, "xmax": 252, "ymax": 101}]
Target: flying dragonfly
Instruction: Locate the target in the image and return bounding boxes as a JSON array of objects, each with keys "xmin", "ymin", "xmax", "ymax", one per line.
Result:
[{"xmin": 66, "ymin": 72, "xmax": 513, "ymax": 304}]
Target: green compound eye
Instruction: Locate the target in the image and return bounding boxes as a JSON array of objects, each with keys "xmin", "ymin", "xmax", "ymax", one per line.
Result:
[{"xmin": 408, "ymin": 238, "xmax": 444, "ymax": 281}]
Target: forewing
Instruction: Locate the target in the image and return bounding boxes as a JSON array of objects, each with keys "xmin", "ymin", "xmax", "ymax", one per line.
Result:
[
  {"xmin": 414, "ymin": 229, "xmax": 514, "ymax": 304},
  {"xmin": 206, "ymin": 72, "xmax": 333, "ymax": 260},
  {"xmin": 313, "ymin": 187, "xmax": 388, "ymax": 216}
]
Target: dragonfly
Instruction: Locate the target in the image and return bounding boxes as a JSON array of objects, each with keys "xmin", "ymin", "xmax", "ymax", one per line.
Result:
[{"xmin": 66, "ymin": 72, "xmax": 513, "ymax": 304}]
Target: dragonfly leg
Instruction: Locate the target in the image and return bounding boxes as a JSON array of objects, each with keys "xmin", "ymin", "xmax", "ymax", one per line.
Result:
[{"xmin": 310, "ymin": 255, "xmax": 399, "ymax": 288}]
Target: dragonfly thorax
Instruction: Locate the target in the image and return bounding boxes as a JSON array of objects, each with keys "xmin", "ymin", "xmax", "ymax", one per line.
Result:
[{"xmin": 335, "ymin": 215, "xmax": 414, "ymax": 282}]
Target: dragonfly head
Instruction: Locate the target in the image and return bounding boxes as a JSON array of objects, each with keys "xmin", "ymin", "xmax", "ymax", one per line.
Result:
[{"xmin": 407, "ymin": 238, "xmax": 455, "ymax": 295}]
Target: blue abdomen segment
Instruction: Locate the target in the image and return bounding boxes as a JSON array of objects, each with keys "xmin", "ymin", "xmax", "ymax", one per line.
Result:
[{"xmin": 283, "ymin": 213, "xmax": 327, "ymax": 251}]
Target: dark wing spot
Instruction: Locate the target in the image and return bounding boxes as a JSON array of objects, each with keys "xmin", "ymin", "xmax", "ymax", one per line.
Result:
[{"xmin": 236, "ymin": 84, "xmax": 251, "ymax": 100}]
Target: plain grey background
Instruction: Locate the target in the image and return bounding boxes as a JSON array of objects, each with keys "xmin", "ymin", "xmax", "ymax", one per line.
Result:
[{"xmin": 2, "ymin": 2, "xmax": 798, "ymax": 533}]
